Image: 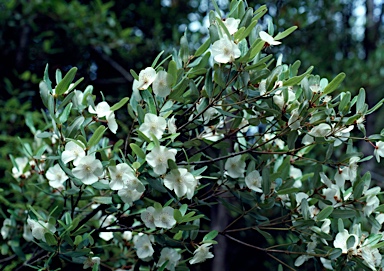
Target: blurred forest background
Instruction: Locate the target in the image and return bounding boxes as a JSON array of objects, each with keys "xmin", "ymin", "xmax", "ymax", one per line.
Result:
[{"xmin": 1, "ymin": 0, "xmax": 384, "ymax": 270}]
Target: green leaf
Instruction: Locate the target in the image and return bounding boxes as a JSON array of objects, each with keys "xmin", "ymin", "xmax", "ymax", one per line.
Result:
[
  {"xmin": 44, "ymin": 232, "xmax": 57, "ymax": 246},
  {"xmin": 174, "ymin": 209, "xmax": 183, "ymax": 223},
  {"xmin": 322, "ymin": 72, "xmax": 346, "ymax": 95},
  {"xmin": 195, "ymin": 38, "xmax": 211, "ymax": 57},
  {"xmin": 203, "ymin": 230, "xmax": 218, "ymax": 241},
  {"xmin": 356, "ymin": 88, "xmax": 366, "ymax": 113},
  {"xmin": 328, "ymin": 248, "xmax": 342, "ymax": 260},
  {"xmin": 110, "ymin": 97, "xmax": 129, "ymax": 111},
  {"xmin": 167, "ymin": 60, "xmax": 178, "ymax": 86},
  {"xmin": 255, "ymin": 227, "xmax": 273, "ymax": 241},
  {"xmin": 211, "ymin": 0, "xmax": 222, "ymax": 17},
  {"xmin": 141, "ymin": 89, "xmax": 157, "ymax": 114},
  {"xmin": 130, "ymin": 69, "xmax": 139, "ymax": 81},
  {"xmin": 179, "ymin": 33, "xmax": 190, "ymax": 64},
  {"xmin": 235, "ymin": 20, "xmax": 257, "ymax": 42},
  {"xmin": 283, "ymin": 66, "xmax": 314, "ymax": 86},
  {"xmin": 277, "ymin": 187, "xmax": 299, "ymax": 195},
  {"xmin": 93, "ymin": 197, "xmax": 113, "ymax": 205},
  {"xmin": 59, "ymin": 102, "xmax": 73, "ymax": 124},
  {"xmin": 130, "ymin": 143, "xmax": 145, "ymax": 159},
  {"xmin": 66, "ymin": 116, "xmax": 85, "ymax": 138},
  {"xmin": 74, "ymin": 235, "xmax": 83, "ymax": 246},
  {"xmin": 151, "ymin": 50, "xmax": 165, "ymax": 68},
  {"xmin": 87, "ymin": 126, "xmax": 107, "ymax": 148},
  {"xmin": 316, "ymin": 206, "xmax": 333, "ymax": 221},
  {"xmin": 367, "ymin": 97, "xmax": 384, "ymax": 115},
  {"xmin": 274, "ymin": 26, "xmax": 298, "ymax": 40},
  {"xmin": 55, "ymin": 67, "xmax": 78, "ymax": 95}
]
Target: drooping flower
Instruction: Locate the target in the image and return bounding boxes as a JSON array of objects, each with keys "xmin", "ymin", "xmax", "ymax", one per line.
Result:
[
  {"xmin": 333, "ymin": 229, "xmax": 359, "ymax": 255},
  {"xmin": 189, "ymin": 244, "xmax": 214, "ymax": 264},
  {"xmin": 118, "ymin": 188, "xmax": 143, "ymax": 206},
  {"xmin": 27, "ymin": 218, "xmax": 56, "ymax": 242},
  {"xmin": 374, "ymin": 141, "xmax": 384, "ymax": 162},
  {"xmin": 46, "ymin": 164, "xmax": 68, "ymax": 189},
  {"xmin": 157, "ymin": 247, "xmax": 181, "ymax": 271},
  {"xmin": 106, "ymin": 112, "xmax": 118, "ymax": 134},
  {"xmin": 222, "ymin": 17, "xmax": 240, "ymax": 35},
  {"xmin": 211, "ymin": 36, "xmax": 241, "ymax": 64},
  {"xmin": 288, "ymin": 108, "xmax": 302, "ymax": 130},
  {"xmin": 331, "ymin": 125, "xmax": 354, "ymax": 146},
  {"xmin": 1, "ymin": 218, "xmax": 12, "ymax": 239},
  {"xmin": 146, "ymin": 146, "xmax": 177, "ymax": 175},
  {"xmin": 136, "ymin": 67, "xmax": 157, "ymax": 90},
  {"xmin": 308, "ymin": 123, "xmax": 332, "ymax": 137},
  {"xmin": 152, "ymin": 71, "xmax": 173, "ymax": 97},
  {"xmin": 168, "ymin": 116, "xmax": 177, "ymax": 134},
  {"xmin": 88, "ymin": 101, "xmax": 111, "ymax": 118},
  {"xmin": 83, "ymin": 256, "xmax": 100, "ymax": 269},
  {"xmin": 72, "ymin": 155, "xmax": 103, "ymax": 185},
  {"xmin": 259, "ymin": 31, "xmax": 281, "ymax": 46},
  {"xmin": 12, "ymin": 157, "xmax": 30, "ymax": 179},
  {"xmin": 225, "ymin": 156, "xmax": 246, "ymax": 178},
  {"xmin": 245, "ymin": 170, "xmax": 263, "ymax": 193},
  {"xmin": 139, "ymin": 113, "xmax": 167, "ymax": 140},
  {"xmin": 108, "ymin": 163, "xmax": 135, "ymax": 190},
  {"xmin": 164, "ymin": 168, "xmax": 197, "ymax": 199},
  {"xmin": 134, "ymin": 234, "xmax": 155, "ymax": 259},
  {"xmin": 61, "ymin": 141, "xmax": 86, "ymax": 166}
]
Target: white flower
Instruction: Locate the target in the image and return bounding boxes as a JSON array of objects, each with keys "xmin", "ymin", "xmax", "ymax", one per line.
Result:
[
  {"xmin": 288, "ymin": 108, "xmax": 302, "ymax": 130},
  {"xmin": 98, "ymin": 214, "xmax": 116, "ymax": 241},
  {"xmin": 164, "ymin": 168, "xmax": 197, "ymax": 199},
  {"xmin": 61, "ymin": 141, "xmax": 86, "ymax": 166},
  {"xmin": 153, "ymin": 206, "xmax": 176, "ymax": 229},
  {"xmin": 88, "ymin": 101, "xmax": 111, "ymax": 118},
  {"xmin": 126, "ymin": 176, "xmax": 145, "ymax": 193},
  {"xmin": 122, "ymin": 231, "xmax": 132, "ymax": 241},
  {"xmin": 27, "ymin": 218, "xmax": 56, "ymax": 242},
  {"xmin": 72, "ymin": 155, "xmax": 103, "ymax": 185},
  {"xmin": 12, "ymin": 157, "xmax": 30, "ymax": 179},
  {"xmin": 118, "ymin": 188, "xmax": 143, "ymax": 206},
  {"xmin": 168, "ymin": 116, "xmax": 177, "ymax": 134},
  {"xmin": 136, "ymin": 67, "xmax": 157, "ymax": 90},
  {"xmin": 225, "ymin": 156, "xmax": 246, "ymax": 178},
  {"xmin": 308, "ymin": 123, "xmax": 332, "ymax": 137},
  {"xmin": 72, "ymin": 90, "xmax": 84, "ymax": 110},
  {"xmin": 139, "ymin": 113, "xmax": 167, "ymax": 140},
  {"xmin": 23, "ymin": 223, "xmax": 33, "ymax": 242},
  {"xmin": 189, "ymin": 244, "xmax": 214, "ymax": 264},
  {"xmin": 46, "ymin": 164, "xmax": 68, "ymax": 189},
  {"xmin": 134, "ymin": 234, "xmax": 154, "ymax": 259},
  {"xmin": 153, "ymin": 71, "xmax": 173, "ymax": 97},
  {"xmin": 294, "ymin": 235, "xmax": 317, "ymax": 266},
  {"xmin": 223, "ymin": 17, "xmax": 240, "ymax": 35},
  {"xmin": 331, "ymin": 125, "xmax": 354, "ymax": 146},
  {"xmin": 1, "ymin": 218, "xmax": 12, "ymax": 239},
  {"xmin": 146, "ymin": 146, "xmax": 177, "ymax": 175},
  {"xmin": 245, "ymin": 170, "xmax": 263, "ymax": 193},
  {"xmin": 273, "ymin": 89, "xmax": 295, "ymax": 110},
  {"xmin": 211, "ymin": 36, "xmax": 241, "ymax": 64},
  {"xmin": 83, "ymin": 256, "xmax": 100, "ymax": 269},
  {"xmin": 259, "ymin": 31, "xmax": 281, "ymax": 46},
  {"xmin": 106, "ymin": 112, "xmax": 118, "ymax": 134},
  {"xmin": 108, "ymin": 163, "xmax": 135, "ymax": 190},
  {"xmin": 157, "ymin": 247, "xmax": 181, "ymax": 271},
  {"xmin": 333, "ymin": 229, "xmax": 358, "ymax": 254},
  {"xmin": 302, "ymin": 134, "xmax": 314, "ymax": 145},
  {"xmin": 141, "ymin": 207, "xmax": 156, "ymax": 228},
  {"xmin": 374, "ymin": 141, "xmax": 384, "ymax": 162}
]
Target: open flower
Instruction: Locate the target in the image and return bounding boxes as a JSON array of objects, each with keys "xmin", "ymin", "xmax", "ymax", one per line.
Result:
[
  {"xmin": 139, "ymin": 113, "xmax": 167, "ymax": 140},
  {"xmin": 72, "ymin": 155, "xmax": 103, "ymax": 185},
  {"xmin": 153, "ymin": 70, "xmax": 173, "ymax": 97},
  {"xmin": 211, "ymin": 36, "xmax": 241, "ymax": 63},
  {"xmin": 189, "ymin": 244, "xmax": 214, "ymax": 264},
  {"xmin": 61, "ymin": 141, "xmax": 85, "ymax": 166},
  {"xmin": 141, "ymin": 206, "xmax": 156, "ymax": 228},
  {"xmin": 88, "ymin": 101, "xmax": 111, "ymax": 118},
  {"xmin": 12, "ymin": 157, "xmax": 30, "ymax": 179},
  {"xmin": 136, "ymin": 67, "xmax": 157, "ymax": 90},
  {"xmin": 1, "ymin": 218, "xmax": 12, "ymax": 239},
  {"xmin": 153, "ymin": 206, "xmax": 176, "ymax": 229},
  {"xmin": 245, "ymin": 170, "xmax": 263, "ymax": 193},
  {"xmin": 134, "ymin": 234, "xmax": 155, "ymax": 259},
  {"xmin": 374, "ymin": 141, "xmax": 384, "ymax": 162},
  {"xmin": 146, "ymin": 146, "xmax": 177, "ymax": 175},
  {"xmin": 308, "ymin": 123, "xmax": 332, "ymax": 137},
  {"xmin": 333, "ymin": 229, "xmax": 359, "ymax": 255},
  {"xmin": 259, "ymin": 31, "xmax": 281, "ymax": 46},
  {"xmin": 164, "ymin": 168, "xmax": 197, "ymax": 199},
  {"xmin": 46, "ymin": 164, "xmax": 68, "ymax": 189},
  {"xmin": 157, "ymin": 247, "xmax": 181, "ymax": 271},
  {"xmin": 225, "ymin": 156, "xmax": 246, "ymax": 178},
  {"xmin": 108, "ymin": 163, "xmax": 135, "ymax": 190}
]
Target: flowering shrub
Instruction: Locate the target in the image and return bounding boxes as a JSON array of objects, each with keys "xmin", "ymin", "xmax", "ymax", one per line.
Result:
[{"xmin": 3, "ymin": 1, "xmax": 384, "ymax": 270}]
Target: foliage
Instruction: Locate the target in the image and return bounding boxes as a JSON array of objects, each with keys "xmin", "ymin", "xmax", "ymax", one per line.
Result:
[{"xmin": 2, "ymin": 0, "xmax": 384, "ymax": 270}]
